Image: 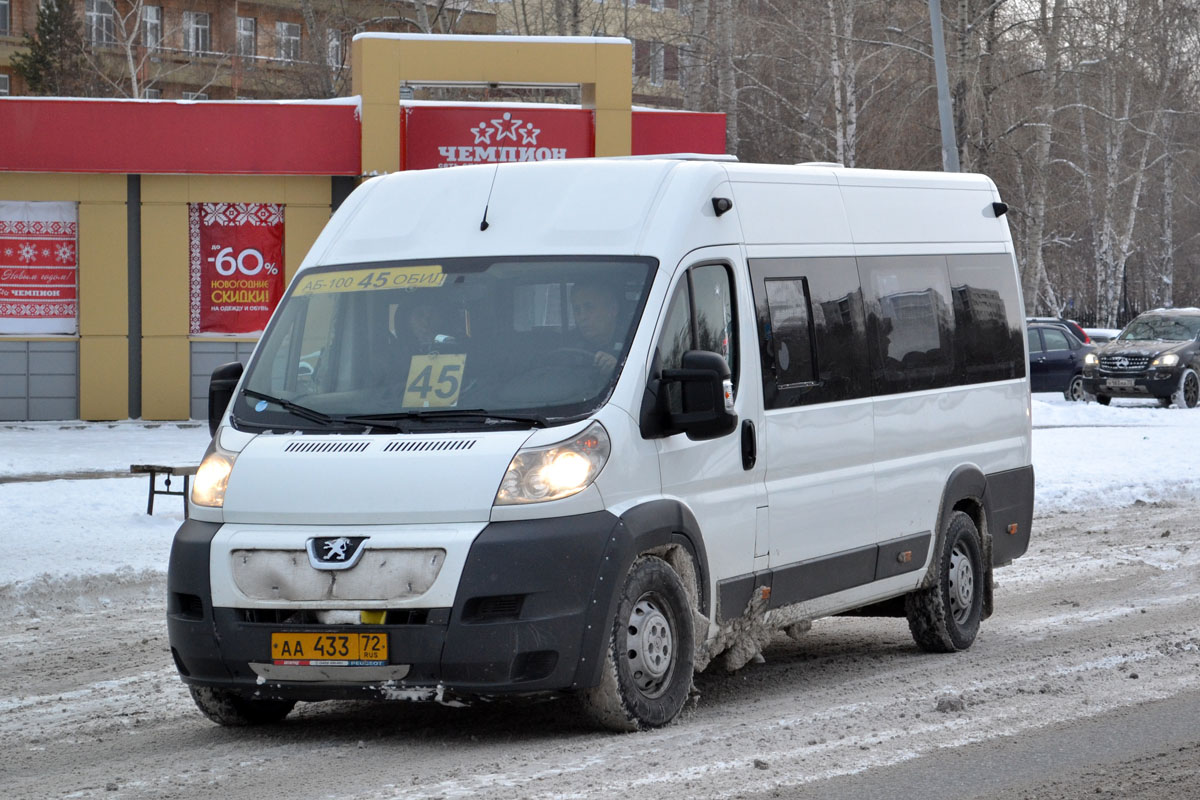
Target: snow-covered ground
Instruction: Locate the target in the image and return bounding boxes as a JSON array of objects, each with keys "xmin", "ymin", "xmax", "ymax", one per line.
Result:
[{"xmin": 2, "ymin": 394, "xmax": 1198, "ymax": 592}]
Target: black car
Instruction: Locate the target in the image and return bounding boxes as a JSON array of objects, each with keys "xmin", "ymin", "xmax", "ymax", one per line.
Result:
[
  {"xmin": 1027, "ymin": 322, "xmax": 1094, "ymax": 401},
  {"xmin": 1082, "ymin": 309, "xmax": 1200, "ymax": 408}
]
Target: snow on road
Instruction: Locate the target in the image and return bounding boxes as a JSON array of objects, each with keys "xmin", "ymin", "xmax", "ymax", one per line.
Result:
[{"xmin": 2, "ymin": 394, "xmax": 1198, "ymax": 593}]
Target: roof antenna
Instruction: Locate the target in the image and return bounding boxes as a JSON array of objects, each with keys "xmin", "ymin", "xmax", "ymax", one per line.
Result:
[{"xmin": 480, "ymin": 165, "xmax": 500, "ymax": 231}]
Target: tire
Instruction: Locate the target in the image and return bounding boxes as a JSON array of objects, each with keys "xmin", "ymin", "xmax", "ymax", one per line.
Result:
[
  {"xmin": 188, "ymin": 685, "xmax": 296, "ymax": 726},
  {"xmin": 906, "ymin": 511, "xmax": 984, "ymax": 653},
  {"xmin": 580, "ymin": 556, "xmax": 694, "ymax": 731},
  {"xmin": 1064, "ymin": 374, "xmax": 1086, "ymax": 402},
  {"xmin": 1171, "ymin": 369, "xmax": 1199, "ymax": 409},
  {"xmin": 1095, "ymin": 394, "xmax": 1112, "ymax": 406}
]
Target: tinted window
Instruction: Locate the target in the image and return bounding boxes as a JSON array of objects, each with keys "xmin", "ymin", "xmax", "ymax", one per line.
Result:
[
  {"xmin": 949, "ymin": 254, "xmax": 1026, "ymax": 381},
  {"xmin": 764, "ymin": 278, "xmax": 816, "ymax": 387},
  {"xmin": 1041, "ymin": 328, "xmax": 1070, "ymax": 351},
  {"xmin": 859, "ymin": 256, "xmax": 955, "ymax": 394},
  {"xmin": 749, "ymin": 257, "xmax": 870, "ymax": 408}
]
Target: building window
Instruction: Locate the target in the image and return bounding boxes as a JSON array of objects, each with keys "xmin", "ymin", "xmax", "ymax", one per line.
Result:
[
  {"xmin": 0, "ymin": 74, "xmax": 9, "ymax": 96},
  {"xmin": 651, "ymin": 0, "xmax": 664, "ymax": 9},
  {"xmin": 141, "ymin": 5, "xmax": 161, "ymax": 50},
  {"xmin": 182, "ymin": 91, "xmax": 208, "ymax": 100},
  {"xmin": 85, "ymin": 0, "xmax": 116, "ymax": 46},
  {"xmin": 276, "ymin": 21, "xmax": 301, "ymax": 61},
  {"xmin": 0, "ymin": 0, "xmax": 10, "ymax": 36},
  {"xmin": 143, "ymin": 87, "xmax": 161, "ymax": 99},
  {"xmin": 183, "ymin": 11, "xmax": 211, "ymax": 54},
  {"xmin": 237, "ymin": 16, "xmax": 256, "ymax": 58},
  {"xmin": 326, "ymin": 29, "xmax": 342, "ymax": 68},
  {"xmin": 650, "ymin": 42, "xmax": 665, "ymax": 86}
]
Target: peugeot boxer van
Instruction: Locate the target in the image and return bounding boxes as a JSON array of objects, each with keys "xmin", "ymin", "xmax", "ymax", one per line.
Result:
[{"xmin": 168, "ymin": 158, "xmax": 1034, "ymax": 731}]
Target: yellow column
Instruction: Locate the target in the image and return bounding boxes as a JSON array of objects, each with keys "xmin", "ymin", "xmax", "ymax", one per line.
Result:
[
  {"xmin": 351, "ymin": 34, "xmax": 634, "ymax": 175},
  {"xmin": 77, "ymin": 175, "xmax": 130, "ymax": 420}
]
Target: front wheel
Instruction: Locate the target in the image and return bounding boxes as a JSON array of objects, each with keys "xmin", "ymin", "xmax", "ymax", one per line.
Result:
[
  {"xmin": 1172, "ymin": 369, "xmax": 1199, "ymax": 409},
  {"xmin": 188, "ymin": 685, "xmax": 296, "ymax": 726},
  {"xmin": 1095, "ymin": 394, "xmax": 1112, "ymax": 406},
  {"xmin": 906, "ymin": 511, "xmax": 984, "ymax": 653},
  {"xmin": 580, "ymin": 556, "xmax": 695, "ymax": 731}
]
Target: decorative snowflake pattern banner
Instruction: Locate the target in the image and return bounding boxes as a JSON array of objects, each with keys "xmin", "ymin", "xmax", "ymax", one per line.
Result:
[{"xmin": 0, "ymin": 202, "xmax": 78, "ymax": 335}]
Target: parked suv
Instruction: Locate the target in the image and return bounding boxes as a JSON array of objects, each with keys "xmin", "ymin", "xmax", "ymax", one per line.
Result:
[{"xmin": 1082, "ymin": 308, "xmax": 1200, "ymax": 408}]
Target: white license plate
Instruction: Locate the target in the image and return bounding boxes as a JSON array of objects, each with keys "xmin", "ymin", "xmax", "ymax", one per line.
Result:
[{"xmin": 1106, "ymin": 378, "xmax": 1135, "ymax": 388}]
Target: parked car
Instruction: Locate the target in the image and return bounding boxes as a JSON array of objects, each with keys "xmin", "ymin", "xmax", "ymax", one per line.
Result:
[
  {"xmin": 1083, "ymin": 327, "xmax": 1122, "ymax": 344},
  {"xmin": 1027, "ymin": 322, "xmax": 1095, "ymax": 400},
  {"xmin": 1082, "ymin": 308, "xmax": 1200, "ymax": 408},
  {"xmin": 1027, "ymin": 316, "xmax": 1091, "ymax": 343}
]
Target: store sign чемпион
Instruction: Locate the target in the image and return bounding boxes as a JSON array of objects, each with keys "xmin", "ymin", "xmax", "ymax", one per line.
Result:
[
  {"xmin": 189, "ymin": 203, "xmax": 285, "ymax": 335},
  {"xmin": 402, "ymin": 106, "xmax": 594, "ymax": 169}
]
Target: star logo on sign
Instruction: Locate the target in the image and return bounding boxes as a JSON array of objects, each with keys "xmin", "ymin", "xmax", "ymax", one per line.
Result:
[
  {"xmin": 518, "ymin": 123, "xmax": 540, "ymax": 145},
  {"xmin": 491, "ymin": 112, "xmax": 522, "ymax": 142},
  {"xmin": 470, "ymin": 122, "xmax": 493, "ymax": 144}
]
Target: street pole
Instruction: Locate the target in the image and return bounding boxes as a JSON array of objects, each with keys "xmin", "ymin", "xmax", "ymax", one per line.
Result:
[{"xmin": 928, "ymin": 0, "xmax": 960, "ymax": 172}]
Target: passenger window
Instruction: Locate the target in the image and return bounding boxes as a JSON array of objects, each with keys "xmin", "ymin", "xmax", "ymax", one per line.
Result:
[
  {"xmin": 764, "ymin": 278, "xmax": 816, "ymax": 387},
  {"xmin": 1026, "ymin": 328, "xmax": 1043, "ymax": 354},
  {"xmin": 859, "ymin": 256, "xmax": 955, "ymax": 394},
  {"xmin": 949, "ymin": 255, "xmax": 1027, "ymax": 381},
  {"xmin": 1041, "ymin": 328, "xmax": 1070, "ymax": 351},
  {"xmin": 749, "ymin": 256, "xmax": 870, "ymax": 408},
  {"xmin": 655, "ymin": 264, "xmax": 737, "ymax": 414}
]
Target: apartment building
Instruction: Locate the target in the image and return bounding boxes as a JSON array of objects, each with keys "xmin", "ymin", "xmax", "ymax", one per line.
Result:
[
  {"xmin": 0, "ymin": 1, "xmax": 496, "ymax": 99},
  {"xmin": 478, "ymin": 0, "xmax": 689, "ymax": 107}
]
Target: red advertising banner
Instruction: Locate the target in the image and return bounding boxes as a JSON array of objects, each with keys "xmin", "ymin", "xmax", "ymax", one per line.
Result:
[
  {"xmin": 402, "ymin": 105, "xmax": 594, "ymax": 170},
  {"xmin": 0, "ymin": 202, "xmax": 78, "ymax": 335},
  {"xmin": 189, "ymin": 203, "xmax": 285, "ymax": 335}
]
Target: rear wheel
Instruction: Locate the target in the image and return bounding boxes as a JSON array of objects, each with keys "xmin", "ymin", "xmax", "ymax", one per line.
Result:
[
  {"xmin": 188, "ymin": 685, "xmax": 296, "ymax": 726},
  {"xmin": 906, "ymin": 511, "xmax": 984, "ymax": 653},
  {"xmin": 580, "ymin": 556, "xmax": 694, "ymax": 731},
  {"xmin": 1065, "ymin": 374, "xmax": 1086, "ymax": 402},
  {"xmin": 1172, "ymin": 369, "xmax": 1199, "ymax": 409}
]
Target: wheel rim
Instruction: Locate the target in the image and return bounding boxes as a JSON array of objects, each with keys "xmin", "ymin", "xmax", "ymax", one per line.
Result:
[
  {"xmin": 948, "ymin": 542, "xmax": 975, "ymax": 625},
  {"xmin": 1069, "ymin": 376, "xmax": 1084, "ymax": 401},
  {"xmin": 1185, "ymin": 374, "xmax": 1198, "ymax": 408},
  {"xmin": 626, "ymin": 593, "xmax": 676, "ymax": 699}
]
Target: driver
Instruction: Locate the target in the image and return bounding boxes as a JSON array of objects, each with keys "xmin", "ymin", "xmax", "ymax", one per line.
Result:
[{"xmin": 569, "ymin": 281, "xmax": 624, "ymax": 371}]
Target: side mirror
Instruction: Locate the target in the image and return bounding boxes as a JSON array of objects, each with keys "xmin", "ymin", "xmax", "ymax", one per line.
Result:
[
  {"xmin": 661, "ymin": 350, "xmax": 738, "ymax": 441},
  {"xmin": 208, "ymin": 361, "xmax": 245, "ymax": 436}
]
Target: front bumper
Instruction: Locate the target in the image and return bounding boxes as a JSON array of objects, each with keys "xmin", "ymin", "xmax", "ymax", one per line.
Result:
[
  {"xmin": 167, "ymin": 512, "xmax": 626, "ymax": 702},
  {"xmin": 1083, "ymin": 369, "xmax": 1180, "ymax": 397}
]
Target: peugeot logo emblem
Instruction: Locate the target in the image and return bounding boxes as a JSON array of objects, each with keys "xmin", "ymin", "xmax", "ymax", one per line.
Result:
[
  {"xmin": 306, "ymin": 536, "xmax": 369, "ymax": 570},
  {"xmin": 1116, "ymin": 357, "xmax": 1129, "ymax": 369}
]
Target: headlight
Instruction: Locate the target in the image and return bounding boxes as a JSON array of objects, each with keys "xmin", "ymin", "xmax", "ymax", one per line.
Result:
[
  {"xmin": 191, "ymin": 439, "xmax": 237, "ymax": 508},
  {"xmin": 1151, "ymin": 353, "xmax": 1180, "ymax": 367},
  {"xmin": 1084, "ymin": 353, "xmax": 1098, "ymax": 367},
  {"xmin": 495, "ymin": 421, "xmax": 610, "ymax": 505}
]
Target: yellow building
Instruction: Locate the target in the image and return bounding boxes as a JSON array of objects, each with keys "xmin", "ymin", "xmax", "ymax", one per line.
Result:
[{"xmin": 0, "ymin": 34, "xmax": 721, "ymax": 421}]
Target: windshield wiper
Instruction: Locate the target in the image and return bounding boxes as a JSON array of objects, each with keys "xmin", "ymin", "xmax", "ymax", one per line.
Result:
[
  {"xmin": 344, "ymin": 408, "xmax": 547, "ymax": 428},
  {"xmin": 242, "ymin": 389, "xmax": 341, "ymax": 427}
]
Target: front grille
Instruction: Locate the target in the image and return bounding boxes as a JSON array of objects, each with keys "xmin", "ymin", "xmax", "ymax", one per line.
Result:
[
  {"xmin": 236, "ymin": 608, "xmax": 435, "ymax": 625},
  {"xmin": 1100, "ymin": 355, "xmax": 1150, "ymax": 372}
]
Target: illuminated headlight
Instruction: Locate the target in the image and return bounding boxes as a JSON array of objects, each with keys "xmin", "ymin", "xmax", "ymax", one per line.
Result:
[
  {"xmin": 1084, "ymin": 353, "xmax": 1098, "ymax": 367},
  {"xmin": 495, "ymin": 422, "xmax": 610, "ymax": 505},
  {"xmin": 1151, "ymin": 353, "xmax": 1180, "ymax": 367},
  {"xmin": 191, "ymin": 438, "xmax": 237, "ymax": 508}
]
